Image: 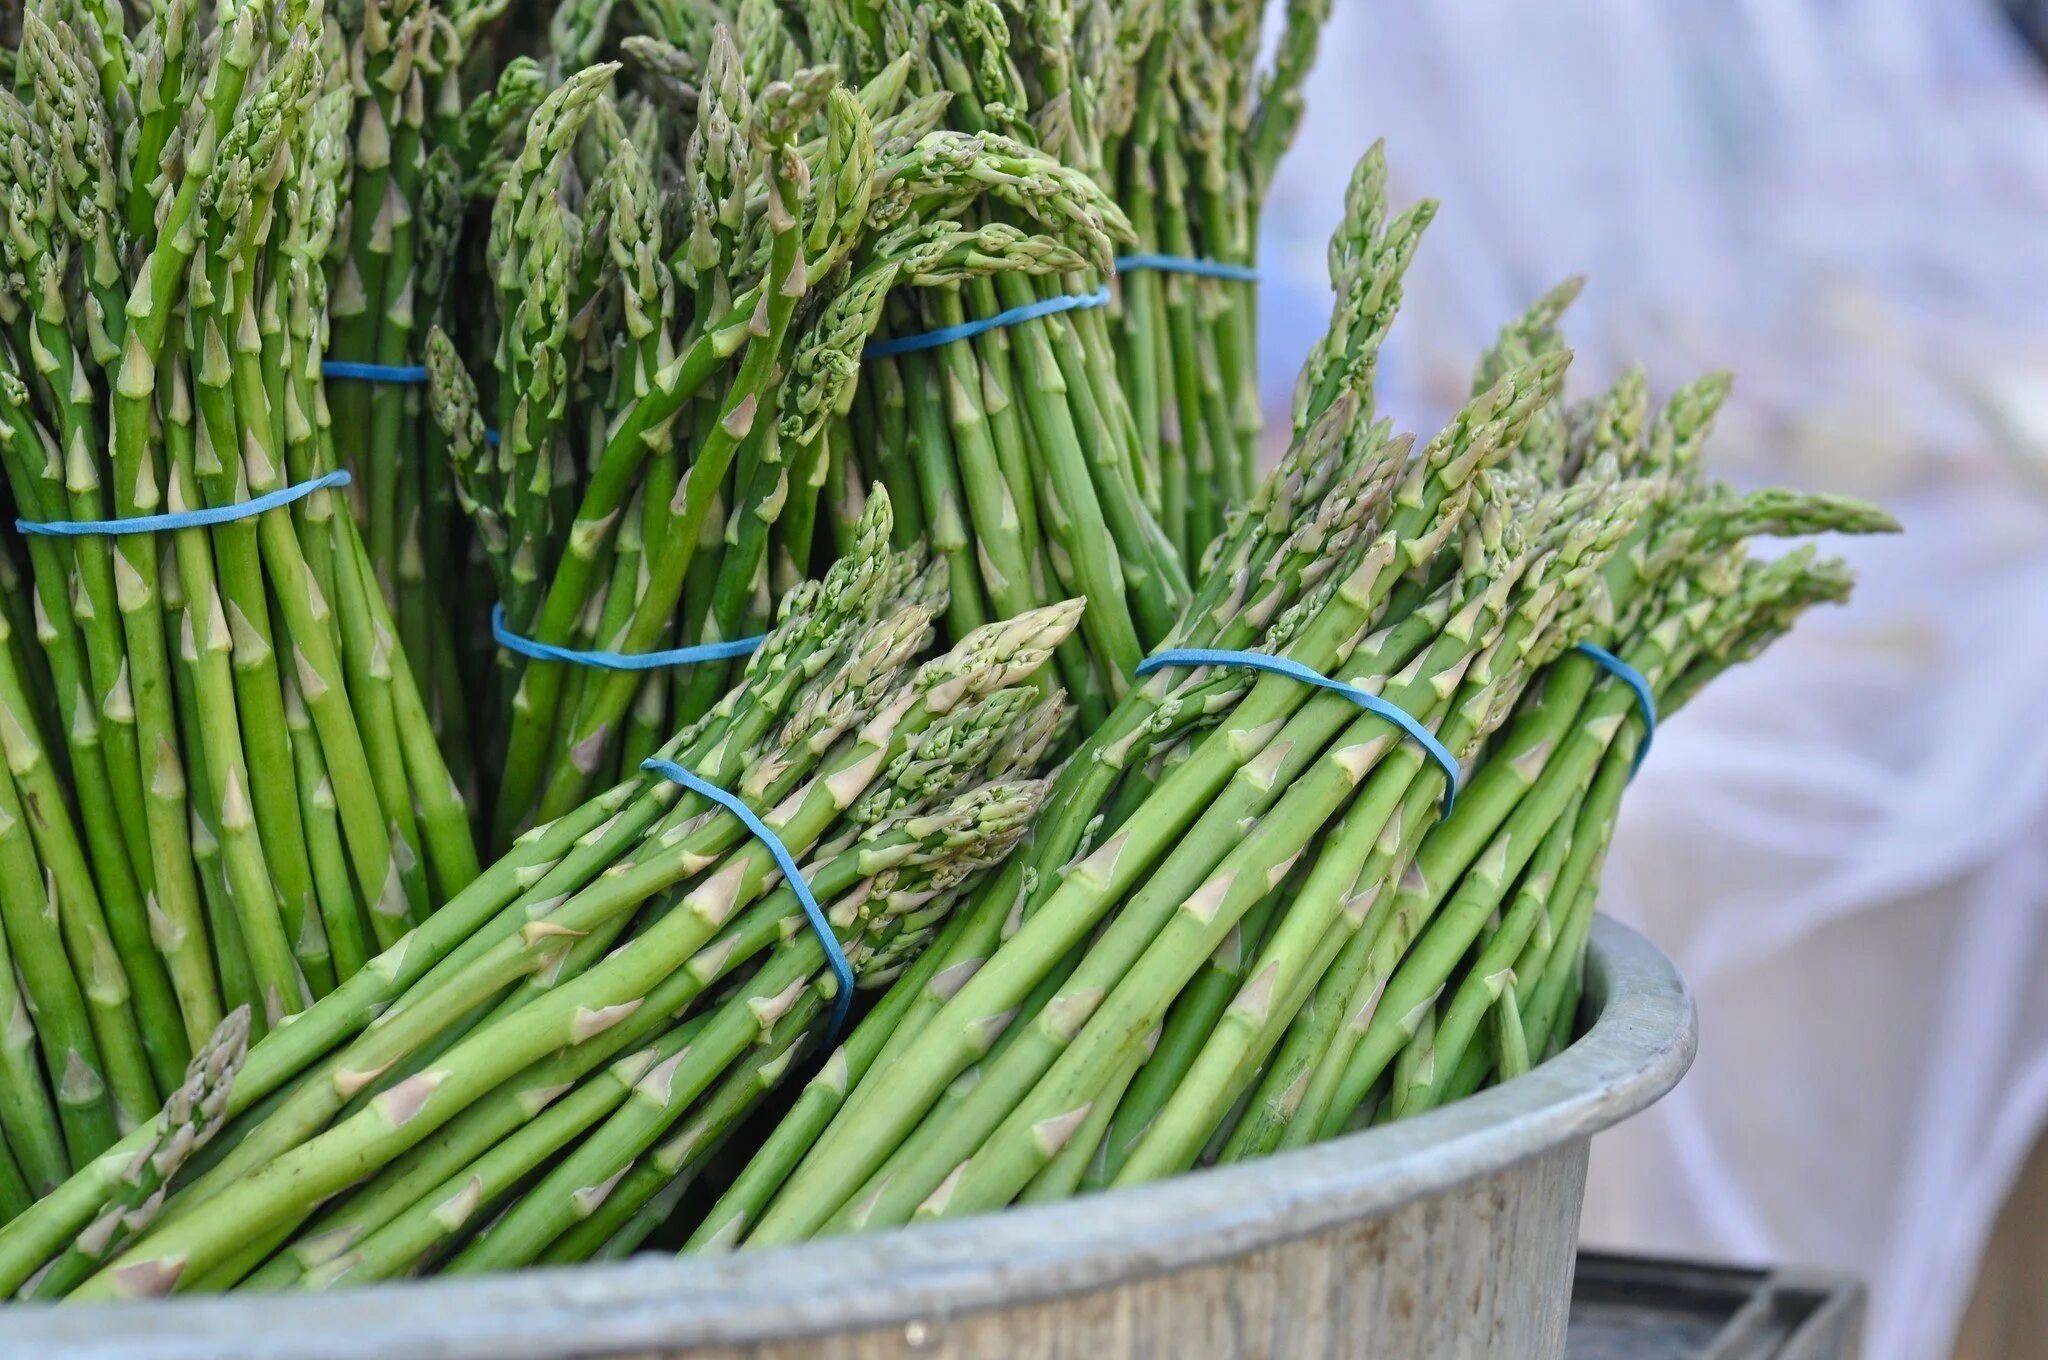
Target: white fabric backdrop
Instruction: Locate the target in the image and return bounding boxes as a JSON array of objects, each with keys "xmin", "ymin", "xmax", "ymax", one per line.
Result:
[{"xmin": 1251, "ymin": 4, "xmax": 2048, "ymax": 1357}]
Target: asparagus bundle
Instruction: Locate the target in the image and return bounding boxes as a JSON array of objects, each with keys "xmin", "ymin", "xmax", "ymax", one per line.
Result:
[
  {"xmin": 945, "ymin": 0, "xmax": 1336, "ymax": 564},
  {"xmin": 0, "ymin": 0, "xmax": 479, "ymax": 1166},
  {"xmin": 319, "ymin": 0, "xmax": 533, "ymax": 794},
  {"xmin": 0, "ymin": 489, "xmax": 1082, "ymax": 1297},
  {"xmin": 558, "ymin": 0, "xmax": 1194, "ymax": 732},
  {"xmin": 666, "ymin": 149, "xmax": 1897, "ymax": 1250},
  {"xmin": 1098, "ymin": 0, "xmax": 1332, "ymax": 562},
  {"xmin": 433, "ymin": 44, "xmax": 1124, "ymax": 844}
]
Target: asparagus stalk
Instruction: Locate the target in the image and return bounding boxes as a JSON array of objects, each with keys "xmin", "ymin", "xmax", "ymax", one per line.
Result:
[
  {"xmin": 0, "ymin": 607, "xmax": 156, "ymax": 1134},
  {"xmin": 0, "ymin": 895, "xmax": 68, "ymax": 1196},
  {"xmin": 26, "ymin": 1009, "xmax": 249, "ymax": 1301},
  {"xmin": 543, "ymin": 1007, "xmax": 811, "ymax": 1263}
]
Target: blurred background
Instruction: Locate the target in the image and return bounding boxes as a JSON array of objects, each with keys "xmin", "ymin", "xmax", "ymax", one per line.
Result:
[{"xmin": 1251, "ymin": 3, "xmax": 2048, "ymax": 1359}]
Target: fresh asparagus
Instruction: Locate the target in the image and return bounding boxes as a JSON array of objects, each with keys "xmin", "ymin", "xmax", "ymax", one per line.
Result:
[
  {"xmin": 7, "ymin": 489, "xmax": 1077, "ymax": 1298},
  {"xmin": 0, "ymin": 0, "xmax": 1903, "ymax": 1293},
  {"xmin": 665, "ymin": 141, "xmax": 1893, "ymax": 1254},
  {"xmin": 0, "ymin": 1, "xmax": 482, "ymax": 1125},
  {"xmin": 25, "ymin": 1008, "xmax": 249, "ymax": 1301}
]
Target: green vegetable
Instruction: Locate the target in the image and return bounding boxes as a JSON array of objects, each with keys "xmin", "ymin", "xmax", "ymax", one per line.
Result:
[
  {"xmin": 676, "ymin": 143, "xmax": 1893, "ymax": 1252},
  {"xmin": 0, "ymin": 0, "xmax": 477, "ymax": 1196},
  {"xmin": 3, "ymin": 491, "xmax": 1076, "ymax": 1298},
  {"xmin": 0, "ymin": 0, "xmax": 1899, "ymax": 1292}
]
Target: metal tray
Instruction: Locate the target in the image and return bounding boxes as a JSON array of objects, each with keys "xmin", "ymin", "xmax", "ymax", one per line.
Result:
[{"xmin": 1568, "ymin": 1252, "xmax": 1866, "ymax": 1360}]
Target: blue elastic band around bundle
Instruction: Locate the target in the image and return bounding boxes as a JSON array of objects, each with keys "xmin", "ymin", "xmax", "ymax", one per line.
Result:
[
  {"xmin": 323, "ymin": 360, "xmax": 428, "ymax": 384},
  {"xmin": 15, "ymin": 470, "xmax": 352, "ymax": 538},
  {"xmin": 491, "ymin": 604, "xmax": 764, "ymax": 671},
  {"xmin": 640, "ymin": 757, "xmax": 853, "ymax": 1039},
  {"xmin": 1573, "ymin": 642, "xmax": 1657, "ymax": 775},
  {"xmin": 1114, "ymin": 253, "xmax": 1261, "ymax": 283},
  {"xmin": 1136, "ymin": 648, "xmax": 1461, "ymax": 815},
  {"xmin": 863, "ymin": 285, "xmax": 1113, "ymax": 360},
  {"xmin": 322, "ymin": 356, "xmax": 494, "ymax": 442}
]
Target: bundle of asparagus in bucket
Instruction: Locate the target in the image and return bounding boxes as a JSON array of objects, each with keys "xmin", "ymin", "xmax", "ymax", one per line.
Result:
[
  {"xmin": 0, "ymin": 0, "xmax": 480, "ymax": 1201},
  {"xmin": 556, "ymin": 0, "xmax": 1199, "ymax": 727},
  {"xmin": 0, "ymin": 492, "xmax": 1081, "ymax": 1295},
  {"xmin": 316, "ymin": 0, "xmax": 534, "ymax": 789},
  {"xmin": 435, "ymin": 40, "xmax": 1139, "ymax": 842},
  {"xmin": 1101, "ymin": 0, "xmax": 1334, "ymax": 562},
  {"xmin": 666, "ymin": 156, "xmax": 1897, "ymax": 1248}
]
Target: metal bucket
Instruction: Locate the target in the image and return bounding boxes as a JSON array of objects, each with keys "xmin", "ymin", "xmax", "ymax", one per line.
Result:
[{"xmin": 6, "ymin": 915, "xmax": 1696, "ymax": 1360}]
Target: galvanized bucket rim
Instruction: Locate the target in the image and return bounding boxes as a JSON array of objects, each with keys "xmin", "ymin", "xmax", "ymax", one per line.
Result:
[{"xmin": 7, "ymin": 915, "xmax": 1695, "ymax": 1360}]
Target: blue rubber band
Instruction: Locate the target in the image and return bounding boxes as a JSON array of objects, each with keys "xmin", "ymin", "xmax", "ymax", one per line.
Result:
[
  {"xmin": 492, "ymin": 603, "xmax": 764, "ymax": 672},
  {"xmin": 1136, "ymin": 648, "xmax": 1461, "ymax": 815},
  {"xmin": 1574, "ymin": 642, "xmax": 1656, "ymax": 775},
  {"xmin": 863, "ymin": 286, "xmax": 1112, "ymax": 360},
  {"xmin": 15, "ymin": 470, "xmax": 352, "ymax": 538},
  {"xmin": 640, "ymin": 757, "xmax": 853, "ymax": 1039},
  {"xmin": 323, "ymin": 352, "xmax": 497, "ymax": 445},
  {"xmin": 1115, "ymin": 253, "xmax": 1260, "ymax": 283},
  {"xmin": 323, "ymin": 360, "xmax": 427, "ymax": 384},
  {"xmin": 322, "ymin": 354, "xmax": 497, "ymax": 446}
]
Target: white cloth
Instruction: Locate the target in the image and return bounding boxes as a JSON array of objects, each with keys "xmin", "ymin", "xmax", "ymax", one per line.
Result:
[{"xmin": 1253, "ymin": 4, "xmax": 2048, "ymax": 1357}]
